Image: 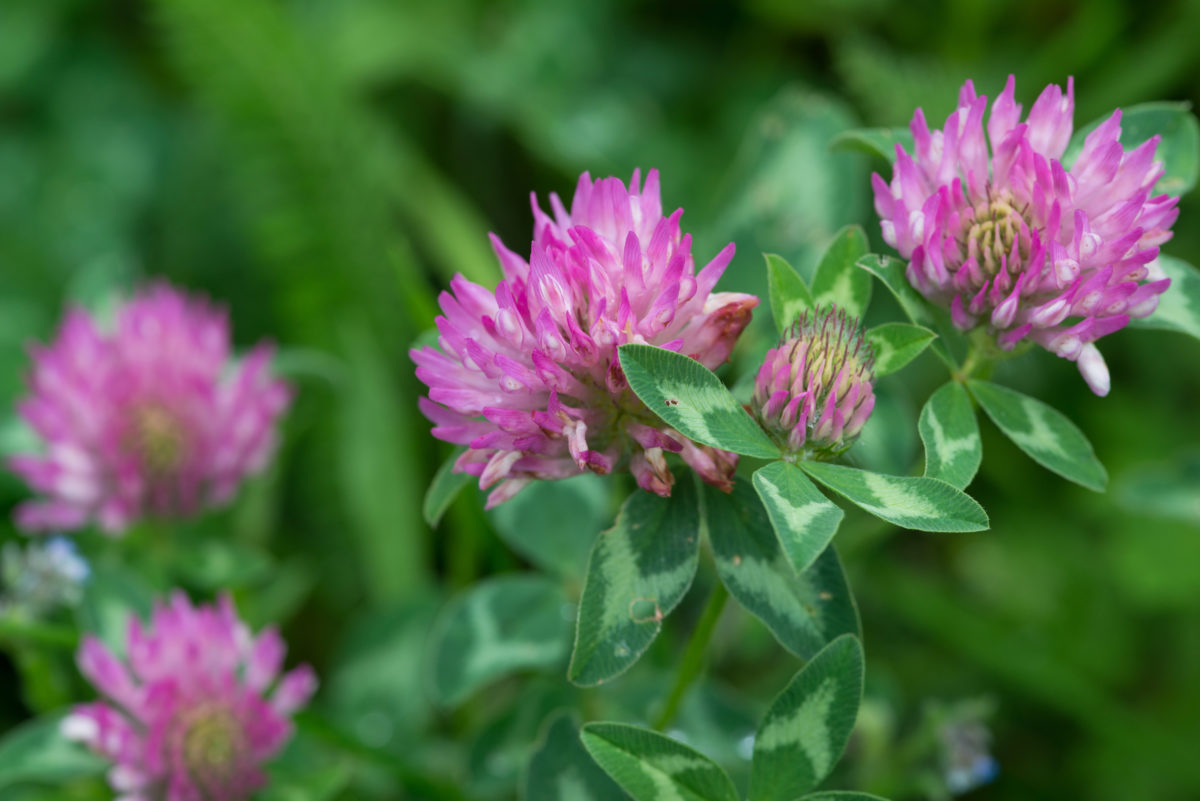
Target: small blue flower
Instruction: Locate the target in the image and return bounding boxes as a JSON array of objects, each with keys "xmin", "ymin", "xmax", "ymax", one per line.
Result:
[
  {"xmin": 41, "ymin": 537, "xmax": 90, "ymax": 584},
  {"xmin": 946, "ymin": 753, "xmax": 999, "ymax": 794},
  {"xmin": 1, "ymin": 535, "xmax": 90, "ymax": 616},
  {"xmin": 940, "ymin": 716, "xmax": 998, "ymax": 795}
]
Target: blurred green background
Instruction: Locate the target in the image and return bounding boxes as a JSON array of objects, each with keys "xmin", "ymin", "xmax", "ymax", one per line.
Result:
[{"xmin": 0, "ymin": 0, "xmax": 1198, "ymax": 799}]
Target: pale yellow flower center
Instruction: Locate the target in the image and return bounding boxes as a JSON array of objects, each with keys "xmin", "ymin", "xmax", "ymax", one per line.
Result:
[
  {"xmin": 966, "ymin": 198, "xmax": 1030, "ymax": 275},
  {"xmin": 127, "ymin": 404, "xmax": 188, "ymax": 476},
  {"xmin": 183, "ymin": 705, "xmax": 244, "ymax": 789}
]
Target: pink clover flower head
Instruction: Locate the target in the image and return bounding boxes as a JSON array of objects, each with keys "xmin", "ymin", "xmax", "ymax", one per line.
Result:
[
  {"xmin": 752, "ymin": 305, "xmax": 876, "ymax": 458},
  {"xmin": 62, "ymin": 591, "xmax": 316, "ymax": 801},
  {"xmin": 8, "ymin": 283, "xmax": 291, "ymax": 534},
  {"xmin": 411, "ymin": 169, "xmax": 759, "ymax": 505},
  {"xmin": 872, "ymin": 76, "xmax": 1179, "ymax": 395}
]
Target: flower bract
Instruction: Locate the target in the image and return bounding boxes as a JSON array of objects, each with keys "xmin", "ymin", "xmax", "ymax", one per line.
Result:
[{"xmin": 752, "ymin": 305, "xmax": 876, "ymax": 459}]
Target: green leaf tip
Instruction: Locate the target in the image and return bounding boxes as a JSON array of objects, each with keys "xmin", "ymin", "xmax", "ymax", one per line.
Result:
[
  {"xmin": 800, "ymin": 462, "xmax": 988, "ymax": 532},
  {"xmin": 968, "ymin": 380, "xmax": 1107, "ymax": 491},
  {"xmin": 581, "ymin": 722, "xmax": 740, "ymax": 801}
]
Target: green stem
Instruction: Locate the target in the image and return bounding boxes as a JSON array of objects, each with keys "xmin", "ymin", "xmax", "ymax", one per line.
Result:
[
  {"xmin": 953, "ymin": 345, "xmax": 985, "ymax": 383},
  {"xmin": 953, "ymin": 328, "xmax": 1033, "ymax": 383},
  {"xmin": 952, "ymin": 329, "xmax": 999, "ymax": 383},
  {"xmin": 652, "ymin": 581, "xmax": 729, "ymax": 731}
]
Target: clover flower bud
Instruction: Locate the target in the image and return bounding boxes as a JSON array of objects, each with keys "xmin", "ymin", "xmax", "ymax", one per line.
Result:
[{"xmin": 752, "ymin": 305, "xmax": 876, "ymax": 459}]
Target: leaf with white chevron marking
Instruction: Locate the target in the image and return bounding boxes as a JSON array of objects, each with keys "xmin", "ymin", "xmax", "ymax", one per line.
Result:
[
  {"xmin": 749, "ymin": 635, "xmax": 865, "ymax": 801},
  {"xmin": 969, "ymin": 380, "xmax": 1106, "ymax": 491},
  {"xmin": 753, "ymin": 461, "xmax": 844, "ymax": 575},
  {"xmin": 766, "ymin": 253, "xmax": 814, "ymax": 334},
  {"xmin": 706, "ymin": 481, "xmax": 860, "ymax": 659},
  {"xmin": 919, "ymin": 382, "xmax": 981, "ymax": 489},
  {"xmin": 619, "ymin": 345, "xmax": 780, "ymax": 459},
  {"xmin": 581, "ymin": 723, "xmax": 740, "ymax": 801},
  {"xmin": 811, "ymin": 225, "xmax": 872, "ymax": 319},
  {"xmin": 1129, "ymin": 255, "xmax": 1200, "ymax": 341},
  {"xmin": 867, "ymin": 323, "xmax": 936, "ymax": 376},
  {"xmin": 800, "ymin": 462, "xmax": 988, "ymax": 532},
  {"xmin": 429, "ymin": 575, "xmax": 571, "ymax": 706},
  {"xmin": 523, "ymin": 711, "xmax": 626, "ymax": 801},
  {"xmin": 569, "ymin": 479, "xmax": 701, "ymax": 686}
]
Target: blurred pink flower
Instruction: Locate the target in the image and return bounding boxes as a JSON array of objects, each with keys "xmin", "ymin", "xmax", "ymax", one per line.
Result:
[
  {"xmin": 753, "ymin": 305, "xmax": 876, "ymax": 458},
  {"xmin": 872, "ymin": 76, "xmax": 1179, "ymax": 395},
  {"xmin": 63, "ymin": 592, "xmax": 316, "ymax": 801},
  {"xmin": 8, "ymin": 284, "xmax": 290, "ymax": 534},
  {"xmin": 412, "ymin": 169, "xmax": 758, "ymax": 506}
]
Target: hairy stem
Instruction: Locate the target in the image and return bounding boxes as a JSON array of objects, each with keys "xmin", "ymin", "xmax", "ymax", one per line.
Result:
[
  {"xmin": 954, "ymin": 330, "xmax": 999, "ymax": 382},
  {"xmin": 953, "ymin": 327, "xmax": 1033, "ymax": 383},
  {"xmin": 954, "ymin": 345, "xmax": 988, "ymax": 382}
]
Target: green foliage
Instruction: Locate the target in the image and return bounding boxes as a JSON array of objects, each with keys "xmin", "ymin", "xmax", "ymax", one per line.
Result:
[
  {"xmin": 855, "ymin": 255, "xmax": 961, "ymax": 366},
  {"xmin": 424, "ymin": 448, "xmax": 473, "ymax": 528},
  {"xmin": 711, "ymin": 89, "xmax": 869, "ymax": 285},
  {"xmin": 429, "ymin": 575, "xmax": 571, "ymax": 706},
  {"xmin": 9, "ymin": 645, "xmax": 74, "ymax": 714},
  {"xmin": 1130, "ymin": 255, "xmax": 1200, "ymax": 340},
  {"xmin": 748, "ymin": 635, "xmax": 865, "ymax": 801},
  {"xmin": 75, "ymin": 561, "xmax": 156, "ymax": 652},
  {"xmin": 580, "ymin": 723, "xmax": 740, "ymax": 801},
  {"xmin": 322, "ymin": 599, "xmax": 437, "ymax": 751},
  {"xmin": 752, "ymin": 461, "xmax": 845, "ymax": 576},
  {"xmin": 833, "ymin": 36, "xmax": 964, "ymax": 130},
  {"xmin": 150, "ymin": 0, "xmax": 422, "ymax": 343},
  {"xmin": 800, "ymin": 462, "xmax": 989, "ymax": 532},
  {"xmin": 468, "ymin": 681, "xmax": 574, "ymax": 798},
  {"xmin": 845, "ymin": 385, "xmax": 920, "ymax": 477},
  {"xmin": 4, "ymin": 2, "xmax": 1200, "ymax": 799},
  {"xmin": 918, "ymin": 382, "xmax": 982, "ymax": 489},
  {"xmin": 618, "ymin": 345, "xmax": 780, "ymax": 459},
  {"xmin": 167, "ymin": 534, "xmax": 274, "ymax": 592},
  {"xmin": 569, "ymin": 478, "xmax": 701, "ymax": 686},
  {"xmin": 829, "ymin": 128, "xmax": 914, "ymax": 163},
  {"xmin": 260, "ymin": 763, "xmax": 350, "ymax": 801},
  {"xmin": 811, "ymin": 225, "xmax": 872, "ymax": 319},
  {"xmin": 490, "ymin": 474, "xmax": 614, "ymax": 580},
  {"xmin": 338, "ymin": 322, "xmax": 431, "ymax": 600},
  {"xmin": 969, "ymin": 380, "xmax": 1108, "ymax": 491},
  {"xmin": 865, "ymin": 324, "xmax": 936, "ymax": 377},
  {"xmin": 766, "ymin": 253, "xmax": 814, "ymax": 334},
  {"xmin": 523, "ymin": 711, "xmax": 625, "ymax": 801},
  {"xmin": 1115, "ymin": 451, "xmax": 1200, "ymax": 526},
  {"xmin": 0, "ymin": 716, "xmax": 104, "ymax": 790},
  {"xmin": 708, "ymin": 479, "xmax": 860, "ymax": 659}
]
